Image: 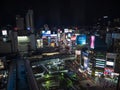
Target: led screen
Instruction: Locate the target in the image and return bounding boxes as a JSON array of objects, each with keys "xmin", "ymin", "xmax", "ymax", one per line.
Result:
[
  {"xmin": 71, "ymin": 35, "xmax": 76, "ymax": 41},
  {"xmin": 90, "ymin": 36, "xmax": 95, "ymax": 49},
  {"xmin": 76, "ymin": 35, "xmax": 86, "ymax": 45},
  {"xmin": 104, "ymin": 68, "xmax": 114, "ymax": 75},
  {"xmin": 106, "ymin": 61, "xmax": 114, "ymax": 66},
  {"xmin": 42, "ymin": 30, "xmax": 51, "ymax": 36},
  {"xmin": 83, "ymin": 56, "xmax": 89, "ymax": 69},
  {"xmin": 95, "ymin": 58, "xmax": 106, "ymax": 68},
  {"xmin": 64, "ymin": 28, "xmax": 69, "ymax": 33}
]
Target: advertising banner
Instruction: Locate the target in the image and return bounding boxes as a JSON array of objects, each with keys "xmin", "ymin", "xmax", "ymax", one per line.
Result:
[
  {"xmin": 90, "ymin": 36, "xmax": 95, "ymax": 49},
  {"xmin": 76, "ymin": 35, "xmax": 86, "ymax": 45},
  {"xmin": 71, "ymin": 35, "xmax": 76, "ymax": 41},
  {"xmin": 104, "ymin": 68, "xmax": 114, "ymax": 75},
  {"xmin": 95, "ymin": 58, "xmax": 106, "ymax": 68},
  {"xmin": 83, "ymin": 56, "xmax": 89, "ymax": 69},
  {"xmin": 42, "ymin": 30, "xmax": 51, "ymax": 36}
]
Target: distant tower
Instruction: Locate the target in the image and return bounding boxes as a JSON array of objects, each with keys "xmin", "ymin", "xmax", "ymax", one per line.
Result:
[
  {"xmin": 16, "ymin": 15, "xmax": 24, "ymax": 30},
  {"xmin": 26, "ymin": 9, "xmax": 36, "ymax": 51},
  {"xmin": 26, "ymin": 9, "xmax": 34, "ymax": 33}
]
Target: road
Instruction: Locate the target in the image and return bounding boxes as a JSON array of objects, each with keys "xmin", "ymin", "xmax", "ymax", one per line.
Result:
[
  {"xmin": 66, "ymin": 59, "xmax": 117, "ymax": 90},
  {"xmin": 16, "ymin": 57, "xmax": 29, "ymax": 90}
]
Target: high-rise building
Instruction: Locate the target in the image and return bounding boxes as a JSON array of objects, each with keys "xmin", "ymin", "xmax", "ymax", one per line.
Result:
[
  {"xmin": 106, "ymin": 33, "xmax": 112, "ymax": 49},
  {"xmin": 26, "ymin": 9, "xmax": 36, "ymax": 51},
  {"xmin": 16, "ymin": 15, "xmax": 24, "ymax": 30},
  {"xmin": 26, "ymin": 9, "xmax": 34, "ymax": 33},
  {"xmin": 112, "ymin": 33, "xmax": 120, "ymax": 53}
]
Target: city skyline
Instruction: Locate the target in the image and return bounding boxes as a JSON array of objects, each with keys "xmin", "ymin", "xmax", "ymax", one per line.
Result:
[
  {"xmin": 0, "ymin": 1, "xmax": 120, "ymax": 89},
  {"xmin": 0, "ymin": 0, "xmax": 120, "ymax": 28}
]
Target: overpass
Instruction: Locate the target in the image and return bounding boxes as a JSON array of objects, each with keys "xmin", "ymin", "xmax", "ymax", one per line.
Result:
[{"xmin": 7, "ymin": 57, "xmax": 39, "ymax": 90}]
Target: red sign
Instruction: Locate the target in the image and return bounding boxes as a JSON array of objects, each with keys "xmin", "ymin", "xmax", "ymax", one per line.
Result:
[
  {"xmin": 104, "ymin": 68, "xmax": 114, "ymax": 75},
  {"xmin": 71, "ymin": 35, "xmax": 76, "ymax": 40}
]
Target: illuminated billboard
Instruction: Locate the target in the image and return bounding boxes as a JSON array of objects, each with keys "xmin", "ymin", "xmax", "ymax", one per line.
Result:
[
  {"xmin": 64, "ymin": 28, "xmax": 73, "ymax": 33},
  {"xmin": 67, "ymin": 33, "xmax": 71, "ymax": 38},
  {"xmin": 42, "ymin": 30, "xmax": 51, "ymax": 36},
  {"xmin": 50, "ymin": 34, "xmax": 57, "ymax": 37},
  {"xmin": 90, "ymin": 36, "xmax": 95, "ymax": 49},
  {"xmin": 106, "ymin": 61, "xmax": 114, "ymax": 66},
  {"xmin": 76, "ymin": 35, "xmax": 86, "ymax": 45},
  {"xmin": 95, "ymin": 58, "xmax": 106, "ymax": 68},
  {"xmin": 71, "ymin": 35, "xmax": 76, "ymax": 41},
  {"xmin": 104, "ymin": 68, "xmax": 114, "ymax": 75},
  {"xmin": 64, "ymin": 28, "xmax": 69, "ymax": 33},
  {"xmin": 2, "ymin": 30, "xmax": 7, "ymax": 36},
  {"xmin": 106, "ymin": 53, "xmax": 116, "ymax": 70},
  {"xmin": 83, "ymin": 56, "xmax": 89, "ymax": 69}
]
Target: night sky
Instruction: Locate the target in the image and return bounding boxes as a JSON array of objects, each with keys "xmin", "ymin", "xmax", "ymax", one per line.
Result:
[{"xmin": 0, "ymin": 0, "xmax": 120, "ymax": 28}]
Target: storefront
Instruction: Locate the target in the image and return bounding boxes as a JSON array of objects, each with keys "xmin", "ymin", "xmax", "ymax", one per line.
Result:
[{"xmin": 104, "ymin": 53, "xmax": 117, "ymax": 78}]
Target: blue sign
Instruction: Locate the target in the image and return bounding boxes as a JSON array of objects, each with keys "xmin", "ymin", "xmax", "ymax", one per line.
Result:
[
  {"xmin": 42, "ymin": 30, "xmax": 51, "ymax": 36},
  {"xmin": 76, "ymin": 35, "xmax": 86, "ymax": 45}
]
